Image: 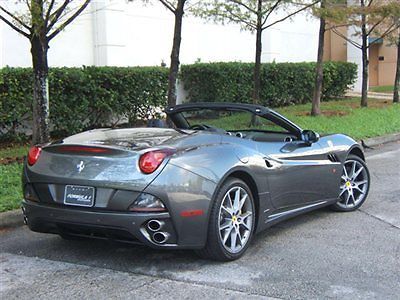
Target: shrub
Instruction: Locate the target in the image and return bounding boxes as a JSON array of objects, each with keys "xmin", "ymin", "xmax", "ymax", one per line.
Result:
[
  {"xmin": 180, "ymin": 61, "xmax": 357, "ymax": 106},
  {"xmin": 0, "ymin": 66, "xmax": 168, "ymax": 141},
  {"xmin": 0, "ymin": 68, "xmax": 33, "ymax": 142},
  {"xmin": 0, "ymin": 62, "xmax": 356, "ymax": 142}
]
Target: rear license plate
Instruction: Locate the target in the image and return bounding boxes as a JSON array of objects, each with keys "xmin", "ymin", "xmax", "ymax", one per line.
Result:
[{"xmin": 64, "ymin": 185, "xmax": 95, "ymax": 207}]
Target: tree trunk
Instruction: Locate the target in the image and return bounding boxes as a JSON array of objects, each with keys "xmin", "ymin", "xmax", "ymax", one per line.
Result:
[
  {"xmin": 31, "ymin": 35, "xmax": 50, "ymax": 144},
  {"xmin": 394, "ymin": 34, "xmax": 400, "ymax": 103},
  {"xmin": 253, "ymin": 28, "xmax": 262, "ymax": 105},
  {"xmin": 360, "ymin": 0, "xmax": 368, "ymax": 107},
  {"xmin": 311, "ymin": 0, "xmax": 326, "ymax": 117},
  {"xmin": 167, "ymin": 0, "xmax": 185, "ymax": 107},
  {"xmin": 252, "ymin": 0, "xmax": 263, "ymax": 106}
]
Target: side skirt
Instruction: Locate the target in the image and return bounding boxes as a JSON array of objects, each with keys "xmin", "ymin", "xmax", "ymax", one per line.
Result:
[{"xmin": 257, "ymin": 198, "xmax": 339, "ymax": 231}]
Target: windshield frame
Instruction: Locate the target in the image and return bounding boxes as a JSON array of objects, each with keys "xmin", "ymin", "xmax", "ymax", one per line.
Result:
[{"xmin": 166, "ymin": 102, "xmax": 303, "ymax": 137}]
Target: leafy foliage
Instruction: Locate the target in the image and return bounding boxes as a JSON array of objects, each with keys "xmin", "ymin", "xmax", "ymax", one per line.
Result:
[
  {"xmin": 0, "ymin": 62, "xmax": 357, "ymax": 142},
  {"xmin": 0, "ymin": 66, "xmax": 169, "ymax": 142},
  {"xmin": 192, "ymin": 0, "xmax": 320, "ymax": 106},
  {"xmin": 193, "ymin": 0, "xmax": 319, "ymax": 32},
  {"xmin": 180, "ymin": 61, "xmax": 357, "ymax": 107},
  {"xmin": 321, "ymin": 0, "xmax": 400, "ymax": 50},
  {"xmin": 0, "ymin": 1, "xmax": 92, "ymax": 144}
]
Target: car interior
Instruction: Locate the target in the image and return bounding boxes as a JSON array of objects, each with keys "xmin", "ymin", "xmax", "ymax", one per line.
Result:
[{"xmin": 166, "ymin": 108, "xmax": 300, "ymax": 143}]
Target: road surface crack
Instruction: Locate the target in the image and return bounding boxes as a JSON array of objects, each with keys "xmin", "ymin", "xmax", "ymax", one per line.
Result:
[{"xmin": 358, "ymin": 209, "xmax": 400, "ymax": 230}]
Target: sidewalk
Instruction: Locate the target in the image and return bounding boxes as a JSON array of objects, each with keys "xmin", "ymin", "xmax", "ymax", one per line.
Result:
[{"xmin": 346, "ymin": 91, "xmax": 394, "ymax": 100}]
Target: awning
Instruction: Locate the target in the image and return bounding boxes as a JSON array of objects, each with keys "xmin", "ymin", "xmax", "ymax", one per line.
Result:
[{"xmin": 369, "ymin": 37, "xmax": 383, "ymax": 45}]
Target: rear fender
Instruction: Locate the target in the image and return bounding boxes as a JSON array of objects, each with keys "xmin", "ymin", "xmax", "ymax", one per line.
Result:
[
  {"xmin": 170, "ymin": 142, "xmax": 273, "ymax": 235},
  {"xmin": 143, "ymin": 164, "xmax": 216, "ymax": 248}
]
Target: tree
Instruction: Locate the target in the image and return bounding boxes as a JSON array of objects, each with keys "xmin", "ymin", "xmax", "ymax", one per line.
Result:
[
  {"xmin": 311, "ymin": 0, "xmax": 348, "ymax": 116},
  {"xmin": 311, "ymin": 0, "xmax": 326, "ymax": 116},
  {"xmin": 325, "ymin": 0, "xmax": 400, "ymax": 107},
  {"xmin": 194, "ymin": 0, "xmax": 320, "ymax": 106},
  {"xmin": 0, "ymin": 0, "xmax": 91, "ymax": 144},
  {"xmin": 394, "ymin": 31, "xmax": 400, "ymax": 103},
  {"xmin": 376, "ymin": 14, "xmax": 400, "ymax": 104},
  {"xmin": 156, "ymin": 0, "xmax": 188, "ymax": 107}
]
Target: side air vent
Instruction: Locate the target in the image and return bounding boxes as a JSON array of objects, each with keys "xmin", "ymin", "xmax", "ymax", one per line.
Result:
[{"xmin": 327, "ymin": 153, "xmax": 339, "ymax": 162}]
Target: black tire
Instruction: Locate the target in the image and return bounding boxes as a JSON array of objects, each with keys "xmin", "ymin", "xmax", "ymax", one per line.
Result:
[
  {"xmin": 196, "ymin": 178, "xmax": 256, "ymax": 261},
  {"xmin": 330, "ymin": 154, "xmax": 370, "ymax": 212}
]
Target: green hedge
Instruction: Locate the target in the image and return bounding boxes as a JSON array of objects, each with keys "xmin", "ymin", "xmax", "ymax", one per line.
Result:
[
  {"xmin": 0, "ymin": 66, "xmax": 168, "ymax": 141},
  {"xmin": 1, "ymin": 62, "xmax": 356, "ymax": 142},
  {"xmin": 180, "ymin": 61, "xmax": 357, "ymax": 106}
]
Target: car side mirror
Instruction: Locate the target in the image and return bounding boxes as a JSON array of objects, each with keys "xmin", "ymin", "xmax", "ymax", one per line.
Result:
[{"xmin": 302, "ymin": 130, "xmax": 320, "ymax": 145}]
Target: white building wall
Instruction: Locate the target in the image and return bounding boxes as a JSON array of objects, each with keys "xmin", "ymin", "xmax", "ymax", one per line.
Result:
[
  {"xmin": 347, "ymin": 0, "xmax": 364, "ymax": 92},
  {"xmin": 49, "ymin": 7, "xmax": 94, "ymax": 67},
  {"xmin": 0, "ymin": 2, "xmax": 94, "ymax": 68},
  {"xmin": 263, "ymin": 10, "xmax": 319, "ymax": 63},
  {"xmin": 1, "ymin": 22, "xmax": 32, "ymax": 67},
  {"xmin": 120, "ymin": 1, "xmax": 257, "ymax": 66},
  {"xmin": 1, "ymin": 0, "xmax": 320, "ymax": 68},
  {"xmin": 347, "ymin": 26, "xmax": 364, "ymax": 92},
  {"xmin": 92, "ymin": 1, "xmax": 127, "ymax": 66}
]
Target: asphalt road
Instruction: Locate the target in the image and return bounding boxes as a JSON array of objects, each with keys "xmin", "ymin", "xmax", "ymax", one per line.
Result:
[{"xmin": 1, "ymin": 141, "xmax": 399, "ymax": 299}]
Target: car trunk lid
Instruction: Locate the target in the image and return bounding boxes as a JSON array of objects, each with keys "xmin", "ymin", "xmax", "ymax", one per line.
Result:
[{"xmin": 26, "ymin": 128, "xmax": 191, "ymax": 188}]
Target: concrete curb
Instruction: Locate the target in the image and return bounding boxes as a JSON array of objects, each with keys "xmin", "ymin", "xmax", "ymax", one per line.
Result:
[
  {"xmin": 0, "ymin": 133, "xmax": 399, "ymax": 229},
  {"xmin": 360, "ymin": 132, "xmax": 400, "ymax": 148},
  {"xmin": 346, "ymin": 92, "xmax": 393, "ymax": 100},
  {"xmin": 0, "ymin": 208, "xmax": 23, "ymax": 229}
]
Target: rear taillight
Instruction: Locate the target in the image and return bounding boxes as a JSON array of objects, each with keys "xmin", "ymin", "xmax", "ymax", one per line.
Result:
[
  {"xmin": 27, "ymin": 146, "xmax": 42, "ymax": 166},
  {"xmin": 139, "ymin": 149, "xmax": 175, "ymax": 174}
]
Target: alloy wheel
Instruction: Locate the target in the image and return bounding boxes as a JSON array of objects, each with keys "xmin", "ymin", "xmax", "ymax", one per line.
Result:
[
  {"xmin": 218, "ymin": 186, "xmax": 253, "ymax": 254},
  {"xmin": 337, "ymin": 159, "xmax": 369, "ymax": 209}
]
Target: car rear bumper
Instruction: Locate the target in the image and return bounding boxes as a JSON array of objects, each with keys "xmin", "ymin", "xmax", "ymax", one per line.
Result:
[{"xmin": 22, "ymin": 200, "xmax": 202, "ymax": 249}]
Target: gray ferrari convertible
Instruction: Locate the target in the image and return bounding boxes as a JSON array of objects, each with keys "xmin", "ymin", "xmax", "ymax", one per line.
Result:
[{"xmin": 22, "ymin": 102, "xmax": 370, "ymax": 261}]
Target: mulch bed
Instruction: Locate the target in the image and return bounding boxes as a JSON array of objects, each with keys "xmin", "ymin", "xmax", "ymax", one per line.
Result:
[
  {"xmin": 0, "ymin": 142, "xmax": 27, "ymax": 166},
  {"xmin": 295, "ymin": 99, "xmax": 392, "ymax": 117},
  {"xmin": 295, "ymin": 110, "xmax": 350, "ymax": 117},
  {"xmin": 0, "ymin": 156, "xmax": 25, "ymax": 165},
  {"xmin": 347, "ymin": 100, "xmax": 391, "ymax": 109}
]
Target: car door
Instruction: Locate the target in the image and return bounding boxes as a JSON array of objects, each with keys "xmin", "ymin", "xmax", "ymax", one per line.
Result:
[{"xmin": 257, "ymin": 139, "xmax": 341, "ymax": 210}]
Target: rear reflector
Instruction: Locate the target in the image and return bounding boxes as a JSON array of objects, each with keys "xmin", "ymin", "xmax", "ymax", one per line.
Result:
[
  {"xmin": 24, "ymin": 184, "xmax": 39, "ymax": 202},
  {"xmin": 27, "ymin": 146, "xmax": 42, "ymax": 166},
  {"xmin": 180, "ymin": 210, "xmax": 204, "ymax": 217}
]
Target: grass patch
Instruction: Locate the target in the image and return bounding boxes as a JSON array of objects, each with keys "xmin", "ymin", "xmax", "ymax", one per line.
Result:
[
  {"xmin": 276, "ymin": 98, "xmax": 400, "ymax": 140},
  {"xmin": 370, "ymin": 85, "xmax": 394, "ymax": 93},
  {"xmin": 0, "ymin": 163, "xmax": 23, "ymax": 212},
  {"xmin": 0, "ymin": 144, "xmax": 27, "ymax": 212},
  {"xmin": 199, "ymin": 98, "xmax": 400, "ymax": 140}
]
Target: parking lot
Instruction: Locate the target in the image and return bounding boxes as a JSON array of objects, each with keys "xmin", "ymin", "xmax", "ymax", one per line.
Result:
[{"xmin": 1, "ymin": 141, "xmax": 399, "ymax": 299}]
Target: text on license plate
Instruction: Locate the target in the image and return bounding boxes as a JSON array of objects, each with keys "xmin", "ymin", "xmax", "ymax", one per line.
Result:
[{"xmin": 64, "ymin": 185, "xmax": 95, "ymax": 207}]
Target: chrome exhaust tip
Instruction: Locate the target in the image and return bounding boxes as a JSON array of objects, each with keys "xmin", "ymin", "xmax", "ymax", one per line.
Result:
[
  {"xmin": 152, "ymin": 232, "xmax": 170, "ymax": 244},
  {"xmin": 147, "ymin": 220, "xmax": 164, "ymax": 232}
]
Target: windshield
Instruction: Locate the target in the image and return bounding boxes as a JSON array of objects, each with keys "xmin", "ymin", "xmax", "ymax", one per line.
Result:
[{"xmin": 180, "ymin": 108, "xmax": 287, "ymax": 133}]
